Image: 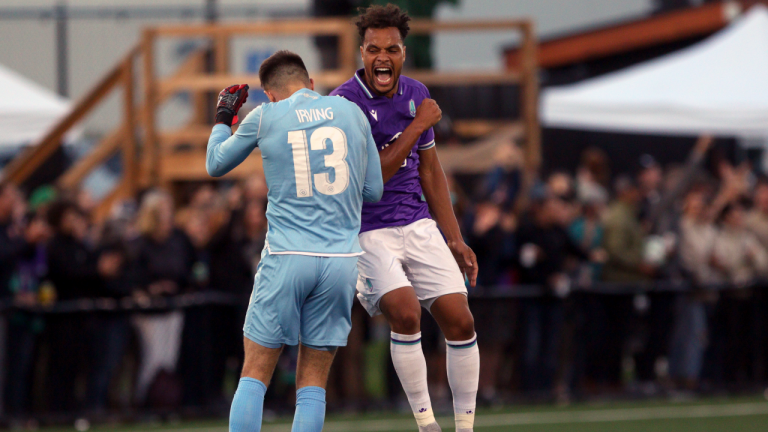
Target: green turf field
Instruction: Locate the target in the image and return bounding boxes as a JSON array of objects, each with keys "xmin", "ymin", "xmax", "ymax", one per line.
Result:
[{"xmin": 41, "ymin": 396, "xmax": 768, "ymax": 432}]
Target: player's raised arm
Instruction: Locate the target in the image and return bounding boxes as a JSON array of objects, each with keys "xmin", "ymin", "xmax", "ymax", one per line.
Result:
[
  {"xmin": 362, "ymin": 126, "xmax": 384, "ymax": 203},
  {"xmin": 379, "ymin": 98, "xmax": 441, "ymax": 183},
  {"xmin": 206, "ymin": 84, "xmax": 259, "ymax": 177}
]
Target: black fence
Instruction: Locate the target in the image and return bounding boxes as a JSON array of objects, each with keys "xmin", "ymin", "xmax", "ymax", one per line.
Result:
[{"xmin": 2, "ymin": 281, "xmax": 767, "ymax": 426}]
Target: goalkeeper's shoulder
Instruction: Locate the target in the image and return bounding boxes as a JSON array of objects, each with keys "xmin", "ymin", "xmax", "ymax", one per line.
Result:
[
  {"xmin": 241, "ymin": 103, "xmax": 267, "ymax": 124},
  {"xmin": 235, "ymin": 103, "xmax": 270, "ymax": 137}
]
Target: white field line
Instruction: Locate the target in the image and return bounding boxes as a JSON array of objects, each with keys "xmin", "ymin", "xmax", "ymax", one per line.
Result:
[{"xmin": 170, "ymin": 401, "xmax": 768, "ymax": 432}]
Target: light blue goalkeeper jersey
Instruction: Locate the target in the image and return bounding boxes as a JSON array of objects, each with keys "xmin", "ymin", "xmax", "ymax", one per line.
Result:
[{"xmin": 207, "ymin": 88, "xmax": 383, "ymax": 256}]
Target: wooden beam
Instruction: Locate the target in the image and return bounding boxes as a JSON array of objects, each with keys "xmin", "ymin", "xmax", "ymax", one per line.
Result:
[
  {"xmin": 189, "ymin": 57, "xmax": 209, "ymax": 125},
  {"xmin": 159, "ymin": 125, "xmax": 213, "ymax": 149},
  {"xmin": 520, "ymin": 21, "xmax": 541, "ymax": 174},
  {"xmin": 122, "ymin": 56, "xmax": 137, "ymax": 196},
  {"xmin": 439, "ymin": 124, "xmax": 525, "ymax": 174},
  {"xmin": 158, "ymin": 70, "xmax": 519, "ymax": 94},
  {"xmin": 158, "ymin": 48, "xmax": 209, "ymax": 101},
  {"xmin": 153, "ymin": 18, "xmax": 350, "ymax": 37},
  {"xmin": 406, "ymin": 71, "xmax": 520, "ymax": 86},
  {"xmin": 140, "ymin": 29, "xmax": 158, "ymax": 188},
  {"xmin": 157, "ymin": 71, "xmax": 349, "ymax": 93},
  {"xmin": 506, "ymin": 2, "xmax": 732, "ymax": 69},
  {"xmin": 214, "ymin": 33, "xmax": 229, "ymax": 74},
  {"xmin": 2, "ymin": 46, "xmax": 139, "ymax": 185},
  {"xmin": 409, "ymin": 19, "xmax": 529, "ymax": 33},
  {"xmin": 58, "ymin": 50, "xmax": 204, "ymax": 193},
  {"xmin": 92, "ymin": 178, "xmax": 132, "ymax": 223},
  {"xmin": 159, "ymin": 151, "xmax": 263, "ymax": 181},
  {"xmin": 57, "ymin": 126, "xmax": 125, "ymax": 190},
  {"xmin": 339, "ymin": 23, "xmax": 358, "ymax": 77},
  {"xmin": 452, "ymin": 120, "xmax": 519, "ymax": 139}
]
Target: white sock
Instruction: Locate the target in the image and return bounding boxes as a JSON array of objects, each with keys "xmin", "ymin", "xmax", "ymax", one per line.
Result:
[
  {"xmin": 447, "ymin": 334, "xmax": 479, "ymax": 430},
  {"xmin": 391, "ymin": 331, "xmax": 436, "ymax": 427}
]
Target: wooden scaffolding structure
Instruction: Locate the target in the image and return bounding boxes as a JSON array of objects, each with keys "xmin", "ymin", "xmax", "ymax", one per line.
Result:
[{"xmin": 1, "ymin": 17, "xmax": 539, "ymax": 220}]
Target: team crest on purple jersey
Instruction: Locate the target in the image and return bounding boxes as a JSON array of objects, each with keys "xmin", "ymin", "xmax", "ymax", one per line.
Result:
[{"xmin": 330, "ymin": 69, "xmax": 437, "ymax": 233}]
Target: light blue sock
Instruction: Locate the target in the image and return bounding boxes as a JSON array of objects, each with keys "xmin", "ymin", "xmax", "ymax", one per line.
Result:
[
  {"xmin": 230, "ymin": 378, "xmax": 267, "ymax": 432},
  {"xmin": 291, "ymin": 386, "xmax": 326, "ymax": 432}
]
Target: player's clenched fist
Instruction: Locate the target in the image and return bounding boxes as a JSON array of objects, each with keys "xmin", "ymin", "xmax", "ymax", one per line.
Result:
[
  {"xmin": 215, "ymin": 84, "xmax": 249, "ymax": 127},
  {"xmin": 413, "ymin": 98, "xmax": 442, "ymax": 133}
]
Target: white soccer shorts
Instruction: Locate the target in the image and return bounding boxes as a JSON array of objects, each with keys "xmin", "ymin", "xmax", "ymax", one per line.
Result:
[{"xmin": 356, "ymin": 218, "xmax": 468, "ymax": 316}]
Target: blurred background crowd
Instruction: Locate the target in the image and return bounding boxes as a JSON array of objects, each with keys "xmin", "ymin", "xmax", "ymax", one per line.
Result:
[
  {"xmin": 3, "ymin": 0, "xmax": 768, "ymax": 429},
  {"xmin": 0, "ymin": 177, "xmax": 269, "ymax": 423},
  {"xmin": 4, "ymin": 134, "xmax": 768, "ymax": 424}
]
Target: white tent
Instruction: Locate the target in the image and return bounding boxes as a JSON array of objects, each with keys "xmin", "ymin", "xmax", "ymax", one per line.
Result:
[
  {"xmin": 0, "ymin": 63, "xmax": 71, "ymax": 148},
  {"xmin": 541, "ymin": 5, "xmax": 768, "ymax": 137}
]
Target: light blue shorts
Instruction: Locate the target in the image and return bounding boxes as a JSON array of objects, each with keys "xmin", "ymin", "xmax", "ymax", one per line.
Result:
[{"xmin": 243, "ymin": 248, "xmax": 359, "ymax": 349}]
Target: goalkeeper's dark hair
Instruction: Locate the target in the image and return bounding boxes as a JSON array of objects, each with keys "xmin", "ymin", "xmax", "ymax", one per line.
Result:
[
  {"xmin": 258, "ymin": 50, "xmax": 310, "ymax": 91},
  {"xmin": 355, "ymin": 3, "xmax": 411, "ymax": 42}
]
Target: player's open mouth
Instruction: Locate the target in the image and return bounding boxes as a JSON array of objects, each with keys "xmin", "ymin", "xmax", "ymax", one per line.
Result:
[{"xmin": 373, "ymin": 67, "xmax": 393, "ymax": 86}]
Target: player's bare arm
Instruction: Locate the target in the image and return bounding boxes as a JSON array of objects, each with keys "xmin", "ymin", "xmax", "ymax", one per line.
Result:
[
  {"xmin": 379, "ymin": 98, "xmax": 441, "ymax": 182},
  {"xmin": 418, "ymin": 146, "xmax": 479, "ymax": 287}
]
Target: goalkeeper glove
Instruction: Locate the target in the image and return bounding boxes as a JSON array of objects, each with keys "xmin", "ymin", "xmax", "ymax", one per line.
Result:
[{"xmin": 215, "ymin": 84, "xmax": 249, "ymax": 127}]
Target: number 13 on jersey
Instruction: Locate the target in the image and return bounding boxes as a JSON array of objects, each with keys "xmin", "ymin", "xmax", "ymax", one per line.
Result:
[{"xmin": 288, "ymin": 126, "xmax": 350, "ymax": 198}]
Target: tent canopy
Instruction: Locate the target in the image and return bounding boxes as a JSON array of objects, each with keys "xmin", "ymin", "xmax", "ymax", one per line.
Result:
[
  {"xmin": 541, "ymin": 5, "xmax": 768, "ymax": 137},
  {"xmin": 0, "ymin": 63, "xmax": 70, "ymax": 148}
]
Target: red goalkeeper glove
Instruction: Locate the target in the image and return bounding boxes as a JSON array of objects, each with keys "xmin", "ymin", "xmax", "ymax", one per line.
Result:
[{"xmin": 215, "ymin": 84, "xmax": 249, "ymax": 127}]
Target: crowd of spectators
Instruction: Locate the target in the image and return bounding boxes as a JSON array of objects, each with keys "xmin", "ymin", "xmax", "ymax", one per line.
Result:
[
  {"xmin": 462, "ymin": 136, "xmax": 768, "ymax": 403},
  {"xmin": 3, "ymin": 135, "xmax": 768, "ymax": 425},
  {"xmin": 0, "ymin": 178, "xmax": 268, "ymax": 424}
]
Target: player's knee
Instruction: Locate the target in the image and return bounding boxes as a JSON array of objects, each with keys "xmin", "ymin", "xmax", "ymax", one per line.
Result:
[
  {"xmin": 240, "ymin": 338, "xmax": 283, "ymax": 381},
  {"xmin": 389, "ymin": 307, "xmax": 422, "ymax": 334},
  {"xmin": 447, "ymin": 313, "xmax": 475, "ymax": 341}
]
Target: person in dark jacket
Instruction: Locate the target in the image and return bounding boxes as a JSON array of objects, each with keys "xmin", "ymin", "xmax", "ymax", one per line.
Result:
[
  {"xmin": 0, "ymin": 184, "xmax": 46, "ymax": 301},
  {"xmin": 206, "ymin": 199, "xmax": 267, "ymax": 408},
  {"xmin": 131, "ymin": 190, "xmax": 195, "ymax": 406},
  {"xmin": 1, "ymin": 184, "xmax": 47, "ymax": 416},
  {"xmin": 86, "ymin": 228, "xmax": 133, "ymax": 413},
  {"xmin": 178, "ymin": 207, "xmax": 215, "ymax": 409},
  {"xmin": 44, "ymin": 200, "xmax": 121, "ymax": 412},
  {"xmin": 4, "ymin": 211, "xmax": 50, "ymax": 418},
  {"xmin": 515, "ymin": 191, "xmax": 593, "ymax": 395}
]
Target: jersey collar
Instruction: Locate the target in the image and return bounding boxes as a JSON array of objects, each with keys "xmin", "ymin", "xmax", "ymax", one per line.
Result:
[
  {"xmin": 354, "ymin": 68, "xmax": 404, "ymax": 99},
  {"xmin": 291, "ymin": 87, "xmax": 320, "ymax": 99}
]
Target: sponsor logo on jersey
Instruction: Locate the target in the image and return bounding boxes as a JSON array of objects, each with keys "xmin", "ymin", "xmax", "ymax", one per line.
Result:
[{"xmin": 370, "ymin": 110, "xmax": 378, "ymax": 121}]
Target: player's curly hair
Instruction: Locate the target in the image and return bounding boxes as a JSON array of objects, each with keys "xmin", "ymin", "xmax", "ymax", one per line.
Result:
[{"xmin": 354, "ymin": 3, "xmax": 411, "ymax": 42}]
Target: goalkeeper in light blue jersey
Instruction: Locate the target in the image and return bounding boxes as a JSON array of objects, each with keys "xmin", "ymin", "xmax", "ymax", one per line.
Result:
[{"xmin": 206, "ymin": 50, "xmax": 383, "ymax": 432}]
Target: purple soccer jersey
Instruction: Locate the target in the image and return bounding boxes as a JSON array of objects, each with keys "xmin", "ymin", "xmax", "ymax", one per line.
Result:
[{"xmin": 330, "ymin": 69, "xmax": 436, "ymax": 233}]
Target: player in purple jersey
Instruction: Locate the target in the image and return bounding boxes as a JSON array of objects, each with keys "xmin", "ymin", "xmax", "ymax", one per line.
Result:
[{"xmin": 330, "ymin": 5, "xmax": 479, "ymax": 432}]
